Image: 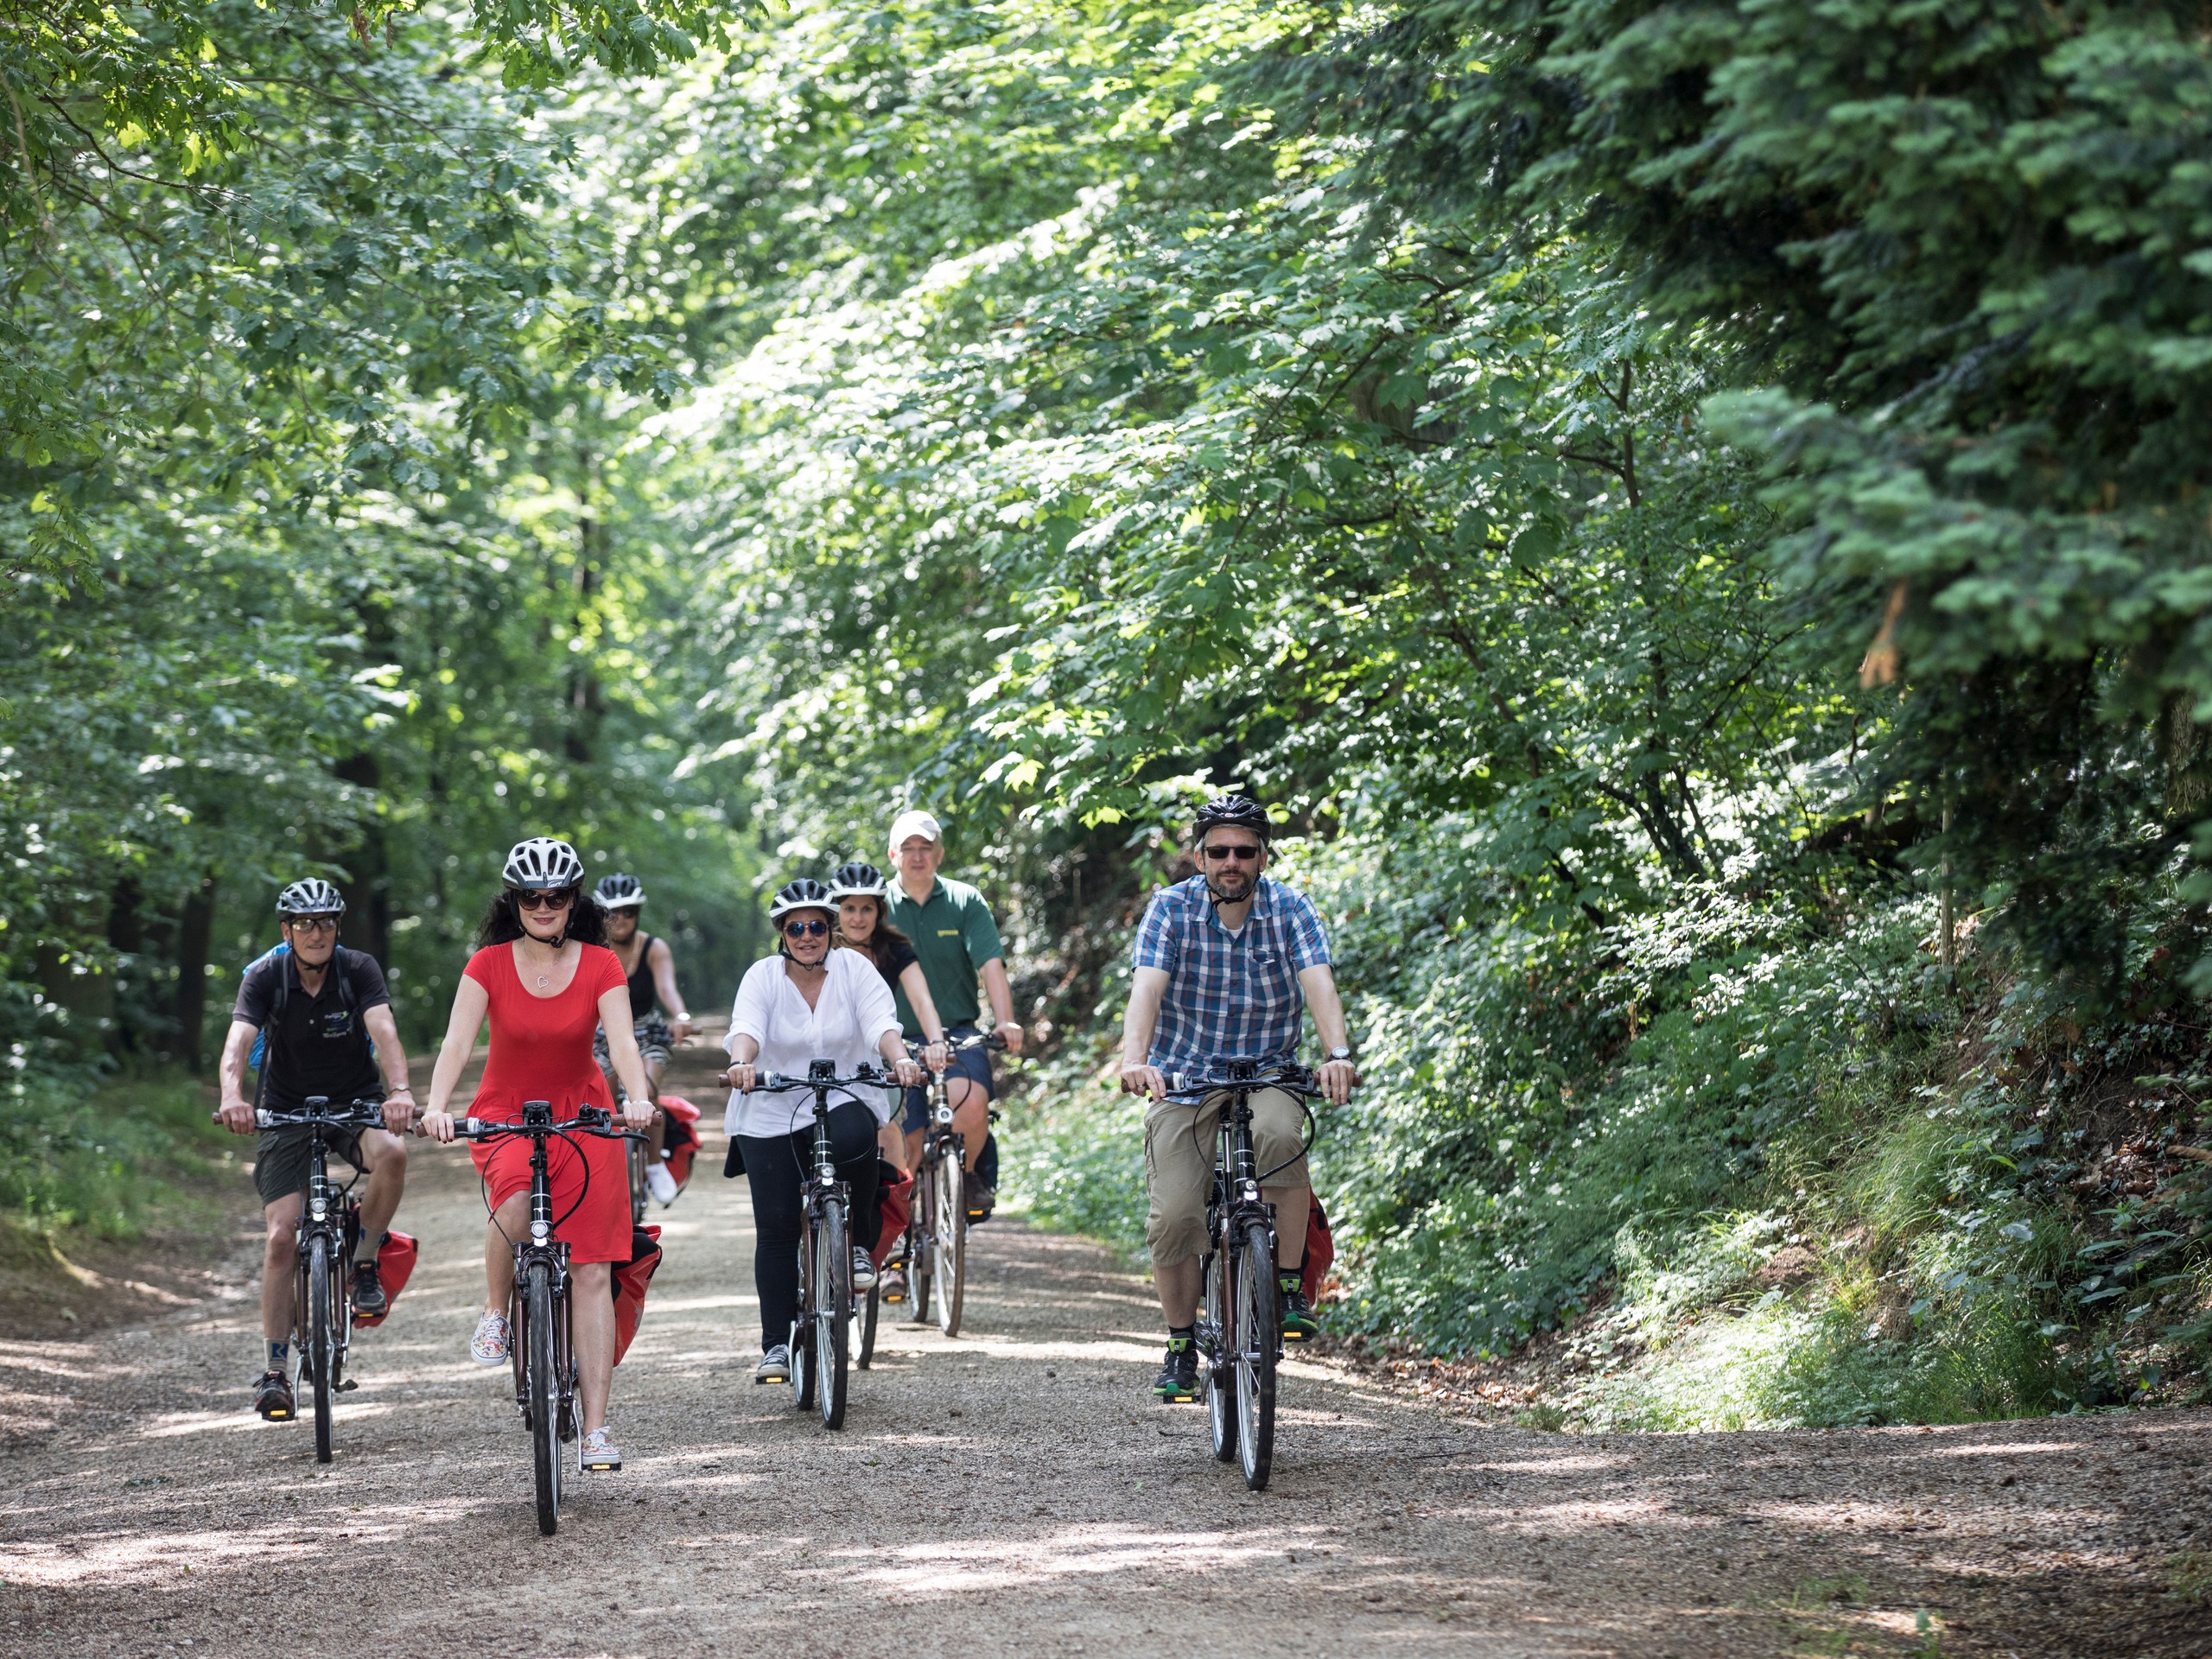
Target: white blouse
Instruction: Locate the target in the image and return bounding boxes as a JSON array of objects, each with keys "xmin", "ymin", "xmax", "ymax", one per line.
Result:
[{"xmin": 723, "ymin": 948, "xmax": 902, "ymax": 1138}]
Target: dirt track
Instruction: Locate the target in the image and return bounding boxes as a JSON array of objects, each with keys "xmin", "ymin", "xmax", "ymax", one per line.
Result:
[{"xmin": 1, "ymin": 1050, "xmax": 2209, "ymax": 1656}]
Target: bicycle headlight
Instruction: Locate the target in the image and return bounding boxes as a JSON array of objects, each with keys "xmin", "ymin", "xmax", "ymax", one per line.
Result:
[
  {"xmin": 309, "ymin": 1200, "xmax": 327, "ymax": 1221},
  {"xmin": 531, "ymin": 1221, "xmax": 550, "ymax": 1242}
]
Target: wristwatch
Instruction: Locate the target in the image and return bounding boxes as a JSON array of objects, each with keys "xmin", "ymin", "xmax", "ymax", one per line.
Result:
[{"xmin": 1325, "ymin": 1046, "xmax": 1353, "ymax": 1063}]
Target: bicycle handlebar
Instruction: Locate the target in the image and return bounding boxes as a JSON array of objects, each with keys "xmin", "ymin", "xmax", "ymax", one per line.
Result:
[
  {"xmin": 452, "ymin": 1104, "xmax": 645, "ymax": 1143},
  {"xmin": 1161, "ymin": 1063, "xmax": 1329, "ymax": 1102},
  {"xmin": 754, "ymin": 1065, "xmax": 890, "ymax": 1091},
  {"xmin": 211, "ymin": 1096, "xmax": 386, "ymax": 1129}
]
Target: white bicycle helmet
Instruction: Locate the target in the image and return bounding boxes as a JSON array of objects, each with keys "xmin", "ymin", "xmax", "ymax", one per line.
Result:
[
  {"xmin": 276, "ymin": 878, "xmax": 345, "ymax": 917},
  {"xmin": 503, "ymin": 836, "xmax": 584, "ymax": 891},
  {"xmin": 594, "ymin": 872, "xmax": 645, "ymax": 909},
  {"xmin": 768, "ymin": 878, "xmax": 836, "ymax": 922},
  {"xmin": 825, "ymin": 861, "xmax": 887, "ymax": 901}
]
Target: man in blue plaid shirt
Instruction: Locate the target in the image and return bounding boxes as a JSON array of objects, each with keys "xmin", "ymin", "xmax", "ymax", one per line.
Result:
[{"xmin": 1119, "ymin": 794, "xmax": 1357, "ymax": 1401}]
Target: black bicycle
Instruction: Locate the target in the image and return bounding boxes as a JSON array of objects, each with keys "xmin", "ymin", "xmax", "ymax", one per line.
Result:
[
  {"xmin": 899, "ymin": 1030, "xmax": 1005, "ymax": 1338},
  {"xmin": 1164, "ymin": 1058, "xmax": 1325, "ymax": 1492},
  {"xmin": 753, "ymin": 1062, "xmax": 886, "ymax": 1430},
  {"xmin": 454, "ymin": 1100, "xmax": 641, "ymax": 1535},
  {"xmin": 219, "ymin": 1095, "xmax": 385, "ymax": 1463}
]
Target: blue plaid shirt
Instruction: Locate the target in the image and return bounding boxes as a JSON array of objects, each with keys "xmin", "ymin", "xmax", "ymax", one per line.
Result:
[{"xmin": 1133, "ymin": 874, "xmax": 1333, "ymax": 1076}]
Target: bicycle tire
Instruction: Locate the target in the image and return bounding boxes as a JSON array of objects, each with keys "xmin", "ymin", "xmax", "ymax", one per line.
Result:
[
  {"xmin": 933, "ymin": 1143, "xmax": 964, "ymax": 1338},
  {"xmin": 817, "ymin": 1201, "xmax": 850, "ymax": 1429},
  {"xmin": 527, "ymin": 1260, "xmax": 561, "ymax": 1535},
  {"xmin": 1234, "ymin": 1217, "xmax": 1278, "ymax": 1491},
  {"xmin": 307, "ymin": 1234, "xmax": 334, "ymax": 1465},
  {"xmin": 791, "ymin": 1230, "xmax": 815, "ymax": 1413},
  {"xmin": 906, "ymin": 1163, "xmax": 933, "ymax": 1323},
  {"xmin": 1205, "ymin": 1248, "xmax": 1236, "ymax": 1463},
  {"xmin": 855, "ymin": 1274, "xmax": 879, "ymax": 1370},
  {"xmin": 628, "ymin": 1133, "xmax": 648, "ymax": 1226}
]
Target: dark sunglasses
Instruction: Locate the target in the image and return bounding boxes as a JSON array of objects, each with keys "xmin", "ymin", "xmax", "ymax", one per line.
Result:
[
  {"xmin": 1200, "ymin": 842, "xmax": 1262, "ymax": 862},
  {"xmin": 518, "ymin": 891, "xmax": 575, "ymax": 913},
  {"xmin": 286, "ymin": 916, "xmax": 340, "ymax": 934},
  {"xmin": 783, "ymin": 918, "xmax": 830, "ymax": 938}
]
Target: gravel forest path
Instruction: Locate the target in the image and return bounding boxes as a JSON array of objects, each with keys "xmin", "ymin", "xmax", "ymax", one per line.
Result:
[{"xmin": 0, "ymin": 1041, "xmax": 2208, "ymax": 1657}]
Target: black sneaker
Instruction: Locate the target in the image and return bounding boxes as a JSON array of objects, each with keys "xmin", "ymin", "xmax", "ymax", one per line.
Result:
[
  {"xmin": 351, "ymin": 1258, "xmax": 387, "ymax": 1318},
  {"xmin": 1152, "ymin": 1335, "xmax": 1198, "ymax": 1402},
  {"xmin": 1279, "ymin": 1273, "xmax": 1319, "ymax": 1342},
  {"xmin": 254, "ymin": 1370, "xmax": 296, "ymax": 1421},
  {"xmin": 965, "ymin": 1179, "xmax": 995, "ymax": 1224}
]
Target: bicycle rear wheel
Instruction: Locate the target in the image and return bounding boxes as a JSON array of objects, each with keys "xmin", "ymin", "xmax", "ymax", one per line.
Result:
[
  {"xmin": 306, "ymin": 1234, "xmax": 334, "ymax": 1464},
  {"xmin": 1204, "ymin": 1248, "xmax": 1236, "ymax": 1463},
  {"xmin": 933, "ymin": 1144, "xmax": 965, "ymax": 1338},
  {"xmin": 1233, "ymin": 1218, "xmax": 1279, "ymax": 1491},
  {"xmin": 526, "ymin": 1260, "xmax": 561, "ymax": 1535},
  {"xmin": 816, "ymin": 1202, "xmax": 850, "ymax": 1429}
]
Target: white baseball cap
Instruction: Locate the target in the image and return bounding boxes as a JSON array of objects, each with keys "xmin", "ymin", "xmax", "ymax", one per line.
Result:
[{"xmin": 887, "ymin": 810, "xmax": 944, "ymax": 856}]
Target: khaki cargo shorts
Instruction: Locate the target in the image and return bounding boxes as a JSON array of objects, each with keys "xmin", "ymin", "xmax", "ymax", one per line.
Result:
[{"xmin": 1143, "ymin": 1086, "xmax": 1309, "ymax": 1268}]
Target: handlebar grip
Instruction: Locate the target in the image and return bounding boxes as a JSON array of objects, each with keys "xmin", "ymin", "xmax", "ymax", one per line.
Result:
[{"xmin": 463, "ymin": 1117, "xmax": 484, "ymax": 1137}]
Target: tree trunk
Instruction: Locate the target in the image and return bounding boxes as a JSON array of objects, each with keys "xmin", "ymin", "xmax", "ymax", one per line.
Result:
[
  {"xmin": 334, "ymin": 751, "xmax": 392, "ymax": 969},
  {"xmin": 174, "ymin": 871, "xmax": 219, "ymax": 1071}
]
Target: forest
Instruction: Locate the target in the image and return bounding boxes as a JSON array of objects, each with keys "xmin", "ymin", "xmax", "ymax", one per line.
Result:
[{"xmin": 7, "ymin": 0, "xmax": 2212, "ymax": 1428}]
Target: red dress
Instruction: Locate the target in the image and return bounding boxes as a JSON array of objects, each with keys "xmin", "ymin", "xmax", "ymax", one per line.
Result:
[{"xmin": 462, "ymin": 942, "xmax": 632, "ymax": 1264}]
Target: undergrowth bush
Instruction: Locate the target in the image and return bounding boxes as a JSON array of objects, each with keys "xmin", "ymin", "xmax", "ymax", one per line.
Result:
[{"xmin": 0, "ymin": 1071, "xmax": 224, "ymax": 1242}]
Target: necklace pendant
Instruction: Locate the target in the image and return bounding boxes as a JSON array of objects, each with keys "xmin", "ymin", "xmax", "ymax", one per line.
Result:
[{"xmin": 537, "ymin": 975, "xmax": 550, "ymax": 988}]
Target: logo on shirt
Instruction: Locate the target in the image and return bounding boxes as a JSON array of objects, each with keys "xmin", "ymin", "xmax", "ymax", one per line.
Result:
[
  {"xmin": 317, "ymin": 1009, "xmax": 354, "ymax": 1039},
  {"xmin": 938, "ymin": 929, "xmax": 961, "ymax": 938}
]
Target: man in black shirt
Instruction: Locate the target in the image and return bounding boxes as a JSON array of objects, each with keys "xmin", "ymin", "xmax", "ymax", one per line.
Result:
[{"xmin": 216, "ymin": 879, "xmax": 415, "ymax": 1421}]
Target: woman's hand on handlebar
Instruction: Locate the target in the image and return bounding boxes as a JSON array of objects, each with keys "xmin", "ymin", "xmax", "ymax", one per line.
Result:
[
  {"xmin": 891, "ymin": 1057, "xmax": 925, "ymax": 1089},
  {"xmin": 620, "ymin": 1095, "xmax": 655, "ymax": 1130},
  {"xmin": 721, "ymin": 1063, "xmax": 758, "ymax": 1093},
  {"xmin": 417, "ymin": 1109, "xmax": 456, "ymax": 1143}
]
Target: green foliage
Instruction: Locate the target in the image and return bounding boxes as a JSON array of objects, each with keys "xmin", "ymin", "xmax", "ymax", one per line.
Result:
[{"xmin": 0, "ymin": 1071, "xmax": 222, "ymax": 1240}]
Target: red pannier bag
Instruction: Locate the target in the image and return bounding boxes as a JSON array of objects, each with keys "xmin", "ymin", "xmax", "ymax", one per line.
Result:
[
  {"xmin": 612, "ymin": 1224, "xmax": 664, "ymax": 1364},
  {"xmin": 658, "ymin": 1095, "xmax": 702, "ymax": 1186},
  {"xmin": 1301, "ymin": 1198, "xmax": 1335, "ymax": 1306},
  {"xmin": 352, "ymin": 1230, "xmax": 418, "ymax": 1329},
  {"xmin": 873, "ymin": 1161, "xmax": 912, "ymax": 1268}
]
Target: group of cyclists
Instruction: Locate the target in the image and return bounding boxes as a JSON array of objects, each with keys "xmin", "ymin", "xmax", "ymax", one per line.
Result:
[{"xmin": 218, "ymin": 793, "xmax": 1356, "ymax": 1470}]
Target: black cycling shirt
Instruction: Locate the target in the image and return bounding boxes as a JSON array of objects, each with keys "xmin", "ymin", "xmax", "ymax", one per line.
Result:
[
  {"xmin": 233, "ymin": 946, "xmax": 390, "ymax": 1111},
  {"xmin": 867, "ymin": 935, "xmax": 919, "ymax": 995}
]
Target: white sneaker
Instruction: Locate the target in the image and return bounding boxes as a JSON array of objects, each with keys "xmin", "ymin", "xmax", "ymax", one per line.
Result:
[
  {"xmin": 851, "ymin": 1247, "xmax": 878, "ymax": 1293},
  {"xmin": 644, "ymin": 1160, "xmax": 678, "ymax": 1205},
  {"xmin": 581, "ymin": 1427, "xmax": 622, "ymax": 1471},
  {"xmin": 469, "ymin": 1310, "xmax": 510, "ymax": 1366}
]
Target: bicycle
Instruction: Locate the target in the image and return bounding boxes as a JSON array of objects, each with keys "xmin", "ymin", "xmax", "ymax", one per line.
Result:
[
  {"xmin": 597, "ymin": 1016, "xmax": 675, "ymax": 1224},
  {"xmin": 216, "ymin": 1095, "xmax": 385, "ymax": 1464},
  {"xmin": 751, "ymin": 1061, "xmax": 887, "ymax": 1431},
  {"xmin": 453, "ymin": 1100, "xmax": 642, "ymax": 1535},
  {"xmin": 899, "ymin": 1030, "xmax": 1005, "ymax": 1338},
  {"xmin": 1163, "ymin": 1058, "xmax": 1326, "ymax": 1492}
]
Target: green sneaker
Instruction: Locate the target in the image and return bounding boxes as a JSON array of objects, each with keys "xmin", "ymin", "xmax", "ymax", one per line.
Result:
[
  {"xmin": 1152, "ymin": 1333, "xmax": 1198, "ymax": 1402},
  {"xmin": 1279, "ymin": 1273, "xmax": 1319, "ymax": 1342}
]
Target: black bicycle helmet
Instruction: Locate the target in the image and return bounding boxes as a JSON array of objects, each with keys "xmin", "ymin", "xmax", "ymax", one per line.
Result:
[
  {"xmin": 594, "ymin": 872, "xmax": 645, "ymax": 909},
  {"xmin": 276, "ymin": 878, "xmax": 345, "ymax": 918},
  {"xmin": 1192, "ymin": 793, "xmax": 1272, "ymax": 847},
  {"xmin": 768, "ymin": 878, "xmax": 836, "ymax": 922},
  {"xmin": 825, "ymin": 861, "xmax": 887, "ymax": 901},
  {"xmin": 503, "ymin": 836, "xmax": 584, "ymax": 891}
]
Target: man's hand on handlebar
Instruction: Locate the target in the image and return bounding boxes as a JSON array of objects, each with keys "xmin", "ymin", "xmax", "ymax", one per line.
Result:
[
  {"xmin": 1120, "ymin": 1062, "xmax": 1167, "ymax": 1102},
  {"xmin": 995, "ymin": 1020, "xmax": 1025, "ymax": 1057},
  {"xmin": 217, "ymin": 1096, "xmax": 256, "ymax": 1135},
  {"xmin": 920, "ymin": 1039, "xmax": 949, "ymax": 1073},
  {"xmin": 417, "ymin": 1109, "xmax": 456, "ymax": 1144},
  {"xmin": 1315, "ymin": 1058, "xmax": 1357, "ymax": 1106},
  {"xmin": 380, "ymin": 1089, "xmax": 416, "ymax": 1136}
]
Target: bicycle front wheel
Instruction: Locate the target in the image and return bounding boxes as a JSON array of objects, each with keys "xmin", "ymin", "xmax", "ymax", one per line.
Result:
[
  {"xmin": 306, "ymin": 1234, "xmax": 335, "ymax": 1464},
  {"xmin": 816, "ymin": 1202, "xmax": 850, "ymax": 1429},
  {"xmin": 855, "ymin": 1274, "xmax": 879, "ymax": 1370},
  {"xmin": 526, "ymin": 1260, "xmax": 561, "ymax": 1535},
  {"xmin": 627, "ymin": 1134, "xmax": 648, "ymax": 1227},
  {"xmin": 906, "ymin": 1164, "xmax": 933, "ymax": 1324},
  {"xmin": 932, "ymin": 1144, "xmax": 965, "ymax": 1338},
  {"xmin": 1233, "ymin": 1218, "xmax": 1279, "ymax": 1491},
  {"xmin": 791, "ymin": 1234, "xmax": 815, "ymax": 1412},
  {"xmin": 1204, "ymin": 1248, "xmax": 1236, "ymax": 1463}
]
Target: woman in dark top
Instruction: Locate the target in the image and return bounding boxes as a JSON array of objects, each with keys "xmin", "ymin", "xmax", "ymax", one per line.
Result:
[{"xmin": 827, "ymin": 861, "xmax": 947, "ymax": 1178}]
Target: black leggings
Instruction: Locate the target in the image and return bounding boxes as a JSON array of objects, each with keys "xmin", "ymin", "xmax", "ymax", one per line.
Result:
[{"xmin": 738, "ymin": 1098, "xmax": 881, "ymax": 1351}]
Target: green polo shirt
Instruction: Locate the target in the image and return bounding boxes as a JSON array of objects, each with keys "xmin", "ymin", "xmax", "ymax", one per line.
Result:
[{"xmin": 886, "ymin": 874, "xmax": 1004, "ymax": 1037}]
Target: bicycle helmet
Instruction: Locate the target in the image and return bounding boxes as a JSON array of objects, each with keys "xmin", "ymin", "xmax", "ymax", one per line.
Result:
[
  {"xmin": 275, "ymin": 878, "xmax": 346, "ymax": 918},
  {"xmin": 825, "ymin": 861, "xmax": 887, "ymax": 901},
  {"xmin": 503, "ymin": 836, "xmax": 584, "ymax": 891},
  {"xmin": 1192, "ymin": 793, "xmax": 1273, "ymax": 847},
  {"xmin": 594, "ymin": 872, "xmax": 645, "ymax": 909},
  {"xmin": 768, "ymin": 878, "xmax": 836, "ymax": 922}
]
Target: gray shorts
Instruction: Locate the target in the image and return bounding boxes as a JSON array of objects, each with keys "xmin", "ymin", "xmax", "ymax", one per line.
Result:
[
  {"xmin": 1142, "ymin": 1086, "xmax": 1310, "ymax": 1268},
  {"xmin": 253, "ymin": 1124, "xmax": 367, "ymax": 1206}
]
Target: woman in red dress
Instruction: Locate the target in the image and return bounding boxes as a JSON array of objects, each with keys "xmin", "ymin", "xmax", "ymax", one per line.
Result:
[{"xmin": 420, "ymin": 837, "xmax": 654, "ymax": 1471}]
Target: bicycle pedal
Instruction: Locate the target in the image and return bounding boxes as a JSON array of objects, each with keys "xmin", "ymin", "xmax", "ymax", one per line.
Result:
[
  {"xmin": 338, "ymin": 1379, "xmax": 359, "ymax": 1392},
  {"xmin": 1158, "ymin": 1389, "xmax": 1198, "ymax": 1404}
]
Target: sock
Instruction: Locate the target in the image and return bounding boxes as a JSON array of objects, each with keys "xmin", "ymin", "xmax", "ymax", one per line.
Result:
[
  {"xmin": 354, "ymin": 1233, "xmax": 380, "ymax": 1267},
  {"xmin": 268, "ymin": 1339, "xmax": 289, "ymax": 1369},
  {"xmin": 1167, "ymin": 1324, "xmax": 1195, "ymax": 1349}
]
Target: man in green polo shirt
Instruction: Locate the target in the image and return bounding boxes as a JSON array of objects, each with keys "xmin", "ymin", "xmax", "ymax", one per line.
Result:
[{"xmin": 886, "ymin": 809, "xmax": 1023, "ymax": 1214}]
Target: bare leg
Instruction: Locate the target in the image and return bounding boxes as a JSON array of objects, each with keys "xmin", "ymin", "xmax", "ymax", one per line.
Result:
[
  {"xmin": 902, "ymin": 1126, "xmax": 924, "ymax": 1169},
  {"xmin": 484, "ymin": 1192, "xmax": 529, "ymax": 1315},
  {"xmin": 571, "ymin": 1261, "xmax": 615, "ymax": 1435},
  {"xmin": 1154, "ymin": 1256, "xmax": 1202, "ymax": 1328},
  {"xmin": 948, "ymin": 1076, "xmax": 989, "ymax": 1173},
  {"xmin": 1265, "ymin": 1184, "xmax": 1309, "ymax": 1272},
  {"xmin": 353, "ymin": 1131, "xmax": 408, "ymax": 1259},
  {"xmin": 876, "ymin": 1119, "xmax": 908, "ymax": 1173},
  {"xmin": 644, "ymin": 1056, "xmax": 668, "ymax": 1160},
  {"xmin": 261, "ymin": 1193, "xmax": 304, "ymax": 1344}
]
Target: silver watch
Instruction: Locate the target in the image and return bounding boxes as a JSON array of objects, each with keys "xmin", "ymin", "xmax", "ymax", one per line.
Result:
[{"xmin": 1325, "ymin": 1046, "xmax": 1353, "ymax": 1062}]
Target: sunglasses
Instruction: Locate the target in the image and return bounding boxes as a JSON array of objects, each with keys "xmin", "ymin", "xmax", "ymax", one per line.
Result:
[
  {"xmin": 1200, "ymin": 843, "xmax": 1262, "ymax": 862},
  {"xmin": 287, "ymin": 917, "xmax": 340, "ymax": 935},
  {"xmin": 783, "ymin": 918, "xmax": 830, "ymax": 938},
  {"xmin": 518, "ymin": 891, "xmax": 575, "ymax": 913}
]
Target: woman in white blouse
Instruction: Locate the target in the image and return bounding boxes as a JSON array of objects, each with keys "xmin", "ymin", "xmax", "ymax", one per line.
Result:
[{"xmin": 720, "ymin": 878, "xmax": 923, "ymax": 1383}]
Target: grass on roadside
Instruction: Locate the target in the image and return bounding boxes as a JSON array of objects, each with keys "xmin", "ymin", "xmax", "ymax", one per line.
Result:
[{"xmin": 0, "ymin": 1071, "xmax": 228, "ymax": 1247}]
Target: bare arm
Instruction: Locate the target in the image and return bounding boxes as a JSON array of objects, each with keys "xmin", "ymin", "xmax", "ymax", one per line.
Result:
[
  {"xmin": 646, "ymin": 938, "xmax": 691, "ymax": 1044},
  {"xmin": 898, "ymin": 963, "xmax": 949, "ymax": 1068},
  {"xmin": 217, "ymin": 1020, "xmax": 260, "ymax": 1132},
  {"xmin": 1118, "ymin": 964, "xmax": 1171, "ymax": 1101},
  {"xmin": 596, "ymin": 986, "xmax": 656, "ymax": 1128},
  {"xmin": 980, "ymin": 956, "xmax": 1022, "ymax": 1055},
  {"xmin": 363, "ymin": 1004, "xmax": 415, "ymax": 1134},
  {"xmin": 1297, "ymin": 963, "xmax": 1357, "ymax": 1105},
  {"xmin": 419, "ymin": 976, "xmax": 490, "ymax": 1142}
]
